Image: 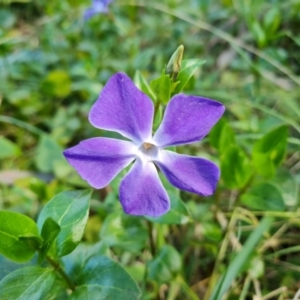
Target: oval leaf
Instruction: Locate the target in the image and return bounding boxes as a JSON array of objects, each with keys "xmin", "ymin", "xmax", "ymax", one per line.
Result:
[
  {"xmin": 0, "ymin": 266, "xmax": 56, "ymax": 300},
  {"xmin": 37, "ymin": 190, "xmax": 91, "ymax": 257},
  {"xmin": 68, "ymin": 255, "xmax": 141, "ymax": 300},
  {"xmin": 0, "ymin": 211, "xmax": 40, "ymax": 262}
]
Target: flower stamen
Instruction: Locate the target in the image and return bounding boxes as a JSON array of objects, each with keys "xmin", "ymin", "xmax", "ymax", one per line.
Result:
[{"xmin": 143, "ymin": 142, "xmax": 154, "ymax": 150}]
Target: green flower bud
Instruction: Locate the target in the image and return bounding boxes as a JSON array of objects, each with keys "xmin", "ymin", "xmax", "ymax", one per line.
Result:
[{"xmin": 166, "ymin": 45, "xmax": 184, "ymax": 80}]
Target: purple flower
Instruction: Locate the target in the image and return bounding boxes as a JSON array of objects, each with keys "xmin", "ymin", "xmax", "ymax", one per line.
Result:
[
  {"xmin": 84, "ymin": 0, "xmax": 113, "ymax": 20},
  {"xmin": 63, "ymin": 72, "xmax": 225, "ymax": 217}
]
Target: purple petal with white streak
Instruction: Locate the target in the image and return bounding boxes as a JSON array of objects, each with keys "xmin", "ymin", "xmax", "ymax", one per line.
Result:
[
  {"xmin": 89, "ymin": 72, "xmax": 154, "ymax": 143},
  {"xmin": 63, "ymin": 138, "xmax": 136, "ymax": 189},
  {"xmin": 155, "ymin": 150, "xmax": 220, "ymax": 196},
  {"xmin": 153, "ymin": 94, "xmax": 225, "ymax": 147},
  {"xmin": 120, "ymin": 160, "xmax": 170, "ymax": 217}
]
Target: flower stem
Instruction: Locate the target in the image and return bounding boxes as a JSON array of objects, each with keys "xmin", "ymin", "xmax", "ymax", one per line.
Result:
[
  {"xmin": 147, "ymin": 221, "xmax": 156, "ymax": 256},
  {"xmin": 46, "ymin": 255, "xmax": 76, "ymax": 291}
]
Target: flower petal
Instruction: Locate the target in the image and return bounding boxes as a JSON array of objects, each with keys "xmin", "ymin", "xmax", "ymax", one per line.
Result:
[
  {"xmin": 153, "ymin": 94, "xmax": 225, "ymax": 147},
  {"xmin": 89, "ymin": 73, "xmax": 154, "ymax": 143},
  {"xmin": 84, "ymin": 0, "xmax": 112, "ymax": 20},
  {"xmin": 155, "ymin": 150, "xmax": 220, "ymax": 196},
  {"xmin": 63, "ymin": 138, "xmax": 136, "ymax": 189},
  {"xmin": 84, "ymin": 8, "xmax": 100, "ymax": 20},
  {"xmin": 119, "ymin": 160, "xmax": 170, "ymax": 217}
]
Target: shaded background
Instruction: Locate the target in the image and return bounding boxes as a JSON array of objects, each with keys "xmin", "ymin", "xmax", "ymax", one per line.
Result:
[{"xmin": 0, "ymin": 0, "xmax": 300, "ymax": 298}]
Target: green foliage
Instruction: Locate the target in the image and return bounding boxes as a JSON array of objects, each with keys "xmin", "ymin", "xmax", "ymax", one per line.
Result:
[
  {"xmin": 100, "ymin": 212, "xmax": 148, "ymax": 253},
  {"xmin": 38, "ymin": 218, "xmax": 61, "ymax": 264},
  {"xmin": 65, "ymin": 245, "xmax": 141, "ymax": 300},
  {"xmin": 134, "ymin": 70, "xmax": 156, "ymax": 102},
  {"xmin": 221, "ymin": 145, "xmax": 252, "ymax": 189},
  {"xmin": 153, "ymin": 104, "xmax": 163, "ymax": 131},
  {"xmin": 166, "ymin": 44, "xmax": 184, "ymax": 80},
  {"xmin": 0, "ymin": 267, "xmax": 57, "ymax": 300},
  {"xmin": 1, "ymin": 0, "xmax": 299, "ymax": 298},
  {"xmin": 148, "ymin": 245, "xmax": 182, "ymax": 284},
  {"xmin": 68, "ymin": 285, "xmax": 107, "ymax": 299},
  {"xmin": 210, "ymin": 217, "xmax": 273, "ymax": 300},
  {"xmin": 37, "ymin": 190, "xmax": 91, "ymax": 257},
  {"xmin": 147, "ymin": 191, "xmax": 191, "ymax": 224},
  {"xmin": 0, "ymin": 137, "xmax": 21, "ymax": 159},
  {"xmin": 252, "ymin": 125, "xmax": 288, "ymax": 177},
  {"xmin": 263, "ymin": 7, "xmax": 281, "ymax": 36},
  {"xmin": 150, "ymin": 74, "xmax": 172, "ymax": 104},
  {"xmin": 209, "ymin": 118, "xmax": 235, "ymax": 152},
  {"xmin": 0, "ymin": 211, "xmax": 40, "ymax": 262},
  {"xmin": 250, "ymin": 21, "xmax": 266, "ymax": 48},
  {"xmin": 35, "ymin": 135, "xmax": 65, "ymax": 173},
  {"xmin": 241, "ymin": 182, "xmax": 285, "ymax": 211},
  {"xmin": 173, "ymin": 59, "xmax": 205, "ymax": 94},
  {"xmin": 42, "ymin": 70, "xmax": 71, "ymax": 98}
]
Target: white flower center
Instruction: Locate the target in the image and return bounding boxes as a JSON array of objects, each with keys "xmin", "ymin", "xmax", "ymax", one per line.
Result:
[{"xmin": 137, "ymin": 142, "xmax": 159, "ymax": 163}]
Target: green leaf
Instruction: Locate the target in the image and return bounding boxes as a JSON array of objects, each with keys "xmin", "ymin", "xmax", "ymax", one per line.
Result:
[
  {"xmin": 263, "ymin": 7, "xmax": 281, "ymax": 36},
  {"xmin": 250, "ymin": 21, "xmax": 266, "ymax": 48},
  {"xmin": 209, "ymin": 118, "xmax": 235, "ymax": 152},
  {"xmin": 35, "ymin": 134, "xmax": 65, "ymax": 173},
  {"xmin": 219, "ymin": 123, "xmax": 235, "ymax": 152},
  {"xmin": 0, "ymin": 266, "xmax": 56, "ymax": 299},
  {"xmin": 0, "ymin": 254, "xmax": 34, "ymax": 281},
  {"xmin": 67, "ymin": 255, "xmax": 141, "ymax": 300},
  {"xmin": 18, "ymin": 235, "xmax": 43, "ymax": 251},
  {"xmin": 0, "ymin": 211, "xmax": 40, "ymax": 262},
  {"xmin": 252, "ymin": 125, "xmax": 288, "ymax": 178},
  {"xmin": 62, "ymin": 241, "xmax": 109, "ymax": 276},
  {"xmin": 148, "ymin": 245, "xmax": 182, "ymax": 284},
  {"xmin": 100, "ymin": 212, "xmax": 148, "ymax": 253},
  {"xmin": 210, "ymin": 217, "xmax": 273, "ymax": 300},
  {"xmin": 221, "ymin": 145, "xmax": 252, "ymax": 189},
  {"xmin": 0, "ymin": 137, "xmax": 21, "ymax": 159},
  {"xmin": 68, "ymin": 285, "xmax": 107, "ymax": 299},
  {"xmin": 173, "ymin": 59, "xmax": 205, "ymax": 93},
  {"xmin": 150, "ymin": 74, "xmax": 172, "ymax": 104},
  {"xmin": 241, "ymin": 182, "xmax": 285, "ymax": 211},
  {"xmin": 37, "ymin": 190, "xmax": 91, "ymax": 257},
  {"xmin": 147, "ymin": 191, "xmax": 192, "ymax": 224},
  {"xmin": 209, "ymin": 118, "xmax": 226, "ymax": 149},
  {"xmin": 38, "ymin": 218, "xmax": 61, "ymax": 264},
  {"xmin": 44, "ymin": 280, "xmax": 68, "ymax": 300},
  {"xmin": 272, "ymin": 168, "xmax": 299, "ymax": 207},
  {"xmin": 134, "ymin": 70, "xmax": 156, "ymax": 101}
]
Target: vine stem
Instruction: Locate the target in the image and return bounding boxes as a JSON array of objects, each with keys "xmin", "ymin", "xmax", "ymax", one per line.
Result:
[
  {"xmin": 147, "ymin": 220, "xmax": 156, "ymax": 256},
  {"xmin": 46, "ymin": 255, "xmax": 76, "ymax": 291}
]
